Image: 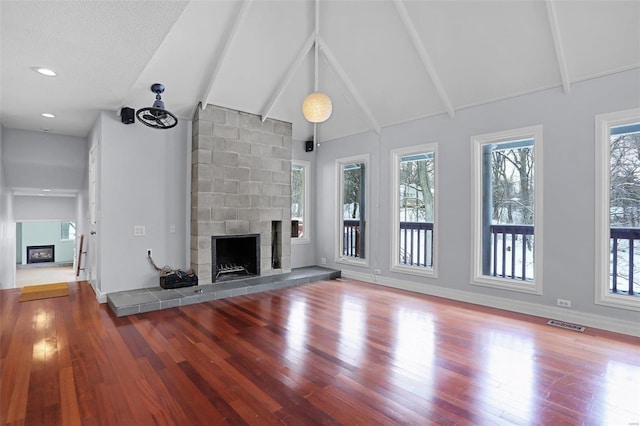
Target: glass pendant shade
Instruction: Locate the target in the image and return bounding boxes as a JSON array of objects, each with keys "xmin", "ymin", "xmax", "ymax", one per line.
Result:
[{"xmin": 302, "ymin": 92, "xmax": 332, "ymax": 123}]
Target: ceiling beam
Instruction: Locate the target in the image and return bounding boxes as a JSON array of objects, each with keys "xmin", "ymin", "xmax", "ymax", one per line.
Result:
[
  {"xmin": 392, "ymin": 0, "xmax": 455, "ymax": 118},
  {"xmin": 200, "ymin": 0, "xmax": 252, "ymax": 110},
  {"xmin": 261, "ymin": 32, "xmax": 315, "ymax": 122},
  {"xmin": 318, "ymin": 36, "xmax": 381, "ymax": 135},
  {"xmin": 545, "ymin": 0, "xmax": 570, "ymax": 94}
]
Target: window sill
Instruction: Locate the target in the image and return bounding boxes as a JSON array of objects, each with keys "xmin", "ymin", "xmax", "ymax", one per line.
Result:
[
  {"xmin": 391, "ymin": 264, "xmax": 436, "ymax": 279},
  {"xmin": 336, "ymin": 257, "xmax": 369, "ymax": 268},
  {"xmin": 471, "ymin": 275, "xmax": 542, "ymax": 295},
  {"xmin": 291, "ymin": 238, "xmax": 311, "ymax": 245},
  {"xmin": 596, "ymin": 292, "xmax": 640, "ymax": 312}
]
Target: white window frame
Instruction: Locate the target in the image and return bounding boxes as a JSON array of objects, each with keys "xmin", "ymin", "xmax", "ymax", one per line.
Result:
[
  {"xmin": 291, "ymin": 160, "xmax": 311, "ymax": 245},
  {"xmin": 336, "ymin": 154, "xmax": 370, "ymax": 267},
  {"xmin": 61, "ymin": 220, "xmax": 76, "ymax": 242},
  {"xmin": 471, "ymin": 125, "xmax": 544, "ymax": 294},
  {"xmin": 390, "ymin": 143, "xmax": 438, "ymax": 278},
  {"xmin": 595, "ymin": 108, "xmax": 640, "ymax": 311}
]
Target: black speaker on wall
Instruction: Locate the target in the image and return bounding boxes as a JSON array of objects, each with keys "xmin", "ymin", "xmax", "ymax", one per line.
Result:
[
  {"xmin": 305, "ymin": 140, "xmax": 314, "ymax": 152},
  {"xmin": 121, "ymin": 107, "xmax": 135, "ymax": 124}
]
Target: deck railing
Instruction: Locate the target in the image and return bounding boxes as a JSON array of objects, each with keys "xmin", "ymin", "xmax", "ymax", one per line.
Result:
[
  {"xmin": 399, "ymin": 221, "xmax": 433, "ymax": 267},
  {"xmin": 610, "ymin": 227, "xmax": 640, "ymax": 296},
  {"xmin": 343, "ymin": 220, "xmax": 434, "ymax": 267},
  {"xmin": 489, "ymin": 224, "xmax": 534, "ymax": 281},
  {"xmin": 343, "ymin": 220, "xmax": 362, "ymax": 257}
]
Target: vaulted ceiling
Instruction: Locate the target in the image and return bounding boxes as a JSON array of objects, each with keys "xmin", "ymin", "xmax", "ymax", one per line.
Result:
[{"xmin": 1, "ymin": 0, "xmax": 639, "ymax": 144}]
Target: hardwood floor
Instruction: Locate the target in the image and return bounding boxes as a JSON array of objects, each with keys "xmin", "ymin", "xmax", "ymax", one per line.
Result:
[{"xmin": 1, "ymin": 279, "xmax": 639, "ymax": 425}]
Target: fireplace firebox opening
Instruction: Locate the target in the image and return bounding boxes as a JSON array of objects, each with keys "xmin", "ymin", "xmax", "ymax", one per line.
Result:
[
  {"xmin": 27, "ymin": 245, "xmax": 55, "ymax": 264},
  {"xmin": 212, "ymin": 234, "xmax": 260, "ymax": 283}
]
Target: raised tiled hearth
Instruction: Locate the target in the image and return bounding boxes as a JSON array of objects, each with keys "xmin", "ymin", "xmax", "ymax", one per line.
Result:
[{"xmin": 107, "ymin": 266, "xmax": 340, "ymax": 317}]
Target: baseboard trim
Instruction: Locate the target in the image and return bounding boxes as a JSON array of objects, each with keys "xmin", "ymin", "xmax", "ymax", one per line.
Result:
[
  {"xmin": 89, "ymin": 281, "xmax": 107, "ymax": 303},
  {"xmin": 342, "ymin": 270, "xmax": 640, "ymax": 337}
]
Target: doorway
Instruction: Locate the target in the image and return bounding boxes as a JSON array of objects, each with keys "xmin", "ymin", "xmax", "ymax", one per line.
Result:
[{"xmin": 15, "ymin": 220, "xmax": 77, "ymax": 287}]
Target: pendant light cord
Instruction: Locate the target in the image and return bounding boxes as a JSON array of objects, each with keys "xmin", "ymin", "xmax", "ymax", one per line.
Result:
[
  {"xmin": 314, "ymin": 0, "xmax": 319, "ymax": 92},
  {"xmin": 313, "ymin": 0, "xmax": 320, "ymax": 144}
]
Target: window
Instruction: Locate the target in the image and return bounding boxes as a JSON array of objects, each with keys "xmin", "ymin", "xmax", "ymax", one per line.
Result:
[
  {"xmin": 596, "ymin": 108, "xmax": 640, "ymax": 311},
  {"xmin": 472, "ymin": 125, "xmax": 543, "ymax": 294},
  {"xmin": 337, "ymin": 155, "xmax": 369, "ymax": 266},
  {"xmin": 61, "ymin": 220, "xmax": 76, "ymax": 241},
  {"xmin": 391, "ymin": 144, "xmax": 437, "ymax": 277},
  {"xmin": 291, "ymin": 160, "xmax": 310, "ymax": 243}
]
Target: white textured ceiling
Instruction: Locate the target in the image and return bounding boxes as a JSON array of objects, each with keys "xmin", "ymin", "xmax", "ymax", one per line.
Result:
[{"xmin": 1, "ymin": 0, "xmax": 639, "ymax": 145}]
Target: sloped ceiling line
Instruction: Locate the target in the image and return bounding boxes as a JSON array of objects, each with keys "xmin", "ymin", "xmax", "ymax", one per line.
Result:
[
  {"xmin": 545, "ymin": 0, "xmax": 571, "ymax": 94},
  {"xmin": 117, "ymin": 3, "xmax": 191, "ymax": 116},
  {"xmin": 392, "ymin": 0, "xmax": 455, "ymax": 119},
  {"xmin": 261, "ymin": 32, "xmax": 315, "ymax": 123},
  {"xmin": 319, "ymin": 36, "xmax": 381, "ymax": 135},
  {"xmin": 200, "ymin": 0, "xmax": 253, "ymax": 110}
]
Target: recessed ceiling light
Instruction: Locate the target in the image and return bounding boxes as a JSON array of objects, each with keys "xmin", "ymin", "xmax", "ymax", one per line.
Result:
[
  {"xmin": 42, "ymin": 189, "xmax": 51, "ymax": 192},
  {"xmin": 33, "ymin": 67, "xmax": 57, "ymax": 77},
  {"xmin": 41, "ymin": 113, "xmax": 55, "ymax": 118}
]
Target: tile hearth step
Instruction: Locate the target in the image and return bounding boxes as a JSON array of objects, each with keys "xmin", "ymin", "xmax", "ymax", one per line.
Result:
[{"xmin": 107, "ymin": 266, "xmax": 341, "ymax": 317}]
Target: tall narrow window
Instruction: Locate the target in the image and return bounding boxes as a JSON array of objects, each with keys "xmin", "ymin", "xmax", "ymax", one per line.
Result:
[
  {"xmin": 596, "ymin": 109, "xmax": 640, "ymax": 311},
  {"xmin": 337, "ymin": 155, "xmax": 369, "ymax": 265},
  {"xmin": 391, "ymin": 144, "xmax": 437, "ymax": 277},
  {"xmin": 472, "ymin": 125, "xmax": 543, "ymax": 294},
  {"xmin": 291, "ymin": 161, "xmax": 310, "ymax": 243}
]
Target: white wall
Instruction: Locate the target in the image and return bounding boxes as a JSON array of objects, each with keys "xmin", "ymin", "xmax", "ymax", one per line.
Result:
[
  {"xmin": 315, "ymin": 69, "xmax": 640, "ymax": 333},
  {"xmin": 0, "ymin": 125, "xmax": 17, "ymax": 289},
  {"xmin": 13, "ymin": 195, "xmax": 76, "ymax": 221},
  {"xmin": 2, "ymin": 128, "xmax": 86, "ymax": 191},
  {"xmin": 95, "ymin": 112, "xmax": 190, "ymax": 296},
  {"xmin": 291, "ymin": 138, "xmax": 317, "ymax": 268}
]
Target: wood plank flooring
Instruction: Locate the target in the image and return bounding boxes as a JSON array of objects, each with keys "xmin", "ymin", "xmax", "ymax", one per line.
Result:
[{"xmin": 1, "ymin": 279, "xmax": 639, "ymax": 425}]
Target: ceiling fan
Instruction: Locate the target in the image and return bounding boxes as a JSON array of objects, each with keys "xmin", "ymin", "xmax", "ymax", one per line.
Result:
[{"xmin": 136, "ymin": 83, "xmax": 178, "ymax": 129}]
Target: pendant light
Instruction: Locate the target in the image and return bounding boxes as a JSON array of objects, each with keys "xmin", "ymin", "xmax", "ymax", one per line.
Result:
[{"xmin": 302, "ymin": 0, "xmax": 332, "ymax": 123}]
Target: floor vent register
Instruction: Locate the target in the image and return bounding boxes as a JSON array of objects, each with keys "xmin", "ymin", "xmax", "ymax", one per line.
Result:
[{"xmin": 547, "ymin": 319, "xmax": 586, "ymax": 332}]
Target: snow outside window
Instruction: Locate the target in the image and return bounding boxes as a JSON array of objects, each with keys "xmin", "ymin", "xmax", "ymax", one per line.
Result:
[
  {"xmin": 390, "ymin": 143, "xmax": 437, "ymax": 278},
  {"xmin": 471, "ymin": 125, "xmax": 543, "ymax": 295},
  {"xmin": 336, "ymin": 154, "xmax": 369, "ymax": 267},
  {"xmin": 291, "ymin": 161, "xmax": 310, "ymax": 243},
  {"xmin": 595, "ymin": 109, "xmax": 640, "ymax": 311}
]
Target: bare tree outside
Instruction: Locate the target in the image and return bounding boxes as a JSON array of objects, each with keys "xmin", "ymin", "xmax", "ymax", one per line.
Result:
[
  {"xmin": 343, "ymin": 164, "xmax": 363, "ymax": 219},
  {"xmin": 491, "ymin": 147, "xmax": 534, "ymax": 226},
  {"xmin": 610, "ymin": 132, "xmax": 640, "ymax": 227},
  {"xmin": 483, "ymin": 141, "xmax": 535, "ymax": 280},
  {"xmin": 398, "ymin": 153, "xmax": 434, "ymax": 268},
  {"xmin": 609, "ymin": 128, "xmax": 640, "ymax": 295},
  {"xmin": 399, "ymin": 154, "xmax": 434, "ymax": 222}
]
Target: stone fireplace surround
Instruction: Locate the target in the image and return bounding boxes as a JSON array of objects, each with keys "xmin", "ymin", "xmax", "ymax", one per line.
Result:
[{"xmin": 191, "ymin": 104, "xmax": 292, "ymax": 284}]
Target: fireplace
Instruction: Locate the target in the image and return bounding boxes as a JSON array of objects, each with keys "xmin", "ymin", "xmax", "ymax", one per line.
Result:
[
  {"xmin": 27, "ymin": 245, "xmax": 55, "ymax": 264},
  {"xmin": 191, "ymin": 105, "xmax": 293, "ymax": 284},
  {"xmin": 212, "ymin": 234, "xmax": 260, "ymax": 283}
]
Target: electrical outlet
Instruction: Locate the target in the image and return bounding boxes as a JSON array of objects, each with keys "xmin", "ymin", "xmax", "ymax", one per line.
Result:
[
  {"xmin": 134, "ymin": 225, "xmax": 145, "ymax": 236},
  {"xmin": 557, "ymin": 298, "xmax": 571, "ymax": 308},
  {"xmin": 169, "ymin": 224, "xmax": 176, "ymax": 233},
  {"xmin": 147, "ymin": 249, "xmax": 152, "ymax": 258},
  {"xmin": 321, "ymin": 257, "xmax": 327, "ymax": 265},
  {"xmin": 374, "ymin": 269, "xmax": 382, "ymax": 275}
]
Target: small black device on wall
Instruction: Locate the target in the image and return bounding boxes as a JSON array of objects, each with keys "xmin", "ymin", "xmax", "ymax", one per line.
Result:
[
  {"xmin": 305, "ymin": 140, "xmax": 314, "ymax": 152},
  {"xmin": 121, "ymin": 107, "xmax": 135, "ymax": 124}
]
